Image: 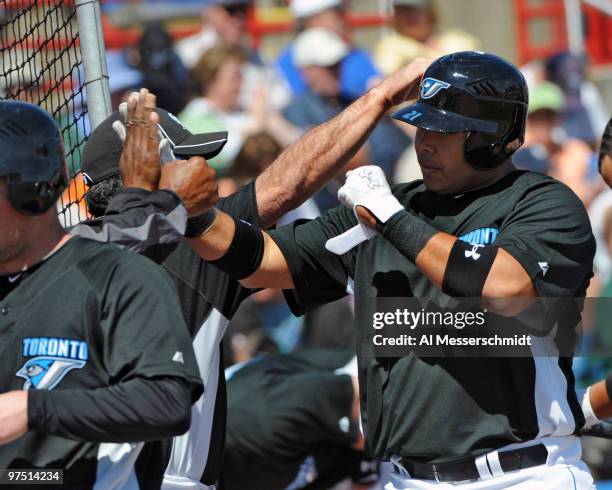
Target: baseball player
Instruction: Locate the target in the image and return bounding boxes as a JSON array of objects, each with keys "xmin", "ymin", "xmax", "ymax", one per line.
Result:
[
  {"xmin": 221, "ymin": 350, "xmax": 378, "ymax": 490},
  {"xmin": 78, "ymin": 61, "xmax": 429, "ymax": 490},
  {"xmin": 73, "ymin": 89, "xmax": 219, "ymax": 255},
  {"xmin": 187, "ymin": 52, "xmax": 597, "ymax": 488},
  {"xmin": 598, "ymin": 118, "xmax": 612, "ymax": 188},
  {"xmin": 578, "ymin": 118, "xmax": 612, "ymax": 432},
  {"xmin": 0, "ymin": 101, "xmax": 204, "ymax": 489}
]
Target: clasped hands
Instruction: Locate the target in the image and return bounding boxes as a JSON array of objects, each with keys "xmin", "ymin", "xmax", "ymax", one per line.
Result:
[
  {"xmin": 326, "ymin": 165, "xmax": 404, "ymax": 255},
  {"xmin": 114, "ymin": 89, "xmax": 219, "ymax": 217}
]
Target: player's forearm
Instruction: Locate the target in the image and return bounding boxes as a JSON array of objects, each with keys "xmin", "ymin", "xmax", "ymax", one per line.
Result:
[
  {"xmin": 380, "ymin": 210, "xmax": 536, "ymax": 314},
  {"xmin": 27, "ymin": 377, "xmax": 192, "ymax": 442},
  {"xmin": 187, "ymin": 210, "xmax": 236, "ymax": 261},
  {"xmin": 255, "ymin": 89, "xmax": 389, "ymax": 228},
  {"xmin": 187, "ymin": 210, "xmax": 294, "ymax": 288},
  {"xmin": 72, "ymin": 188, "xmax": 187, "ymax": 251}
]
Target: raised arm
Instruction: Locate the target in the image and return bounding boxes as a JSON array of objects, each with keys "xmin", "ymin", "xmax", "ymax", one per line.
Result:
[
  {"xmin": 187, "ymin": 210, "xmax": 294, "ymax": 289},
  {"xmin": 76, "ymin": 90, "xmax": 218, "ymax": 252},
  {"xmin": 254, "ymin": 58, "xmax": 430, "ymax": 228}
]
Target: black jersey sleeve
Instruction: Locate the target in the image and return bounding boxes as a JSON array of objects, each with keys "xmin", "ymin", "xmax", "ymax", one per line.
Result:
[
  {"xmin": 83, "ymin": 249, "xmax": 203, "ymax": 400},
  {"xmin": 494, "ymin": 177, "xmax": 595, "ymax": 299},
  {"xmin": 71, "ymin": 188, "xmax": 186, "ymax": 252},
  {"xmin": 268, "ymin": 204, "xmax": 358, "ymax": 316},
  {"xmin": 28, "ymin": 376, "xmax": 192, "ymax": 442}
]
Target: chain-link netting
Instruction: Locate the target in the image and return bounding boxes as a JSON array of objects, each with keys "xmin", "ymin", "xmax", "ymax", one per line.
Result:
[{"xmin": 1, "ymin": 0, "xmax": 90, "ymax": 226}]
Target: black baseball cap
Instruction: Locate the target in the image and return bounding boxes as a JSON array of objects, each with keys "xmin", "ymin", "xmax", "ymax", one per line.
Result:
[{"xmin": 81, "ymin": 107, "xmax": 228, "ymax": 186}]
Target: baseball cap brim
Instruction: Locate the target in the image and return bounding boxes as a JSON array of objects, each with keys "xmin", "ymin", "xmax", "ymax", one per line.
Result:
[
  {"xmin": 393, "ymin": 102, "xmax": 499, "ymax": 134},
  {"xmin": 172, "ymin": 131, "xmax": 228, "ymax": 160}
]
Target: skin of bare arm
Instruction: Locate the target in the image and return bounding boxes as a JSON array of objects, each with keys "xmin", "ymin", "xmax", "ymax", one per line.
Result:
[
  {"xmin": 355, "ymin": 206, "xmax": 537, "ymax": 317},
  {"xmin": 252, "ymin": 59, "xmax": 431, "ymax": 229}
]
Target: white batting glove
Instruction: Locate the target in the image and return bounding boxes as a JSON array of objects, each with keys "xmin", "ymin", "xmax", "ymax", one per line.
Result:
[
  {"xmin": 326, "ymin": 166, "xmax": 404, "ymax": 255},
  {"xmin": 339, "ymin": 166, "xmax": 404, "ymax": 223}
]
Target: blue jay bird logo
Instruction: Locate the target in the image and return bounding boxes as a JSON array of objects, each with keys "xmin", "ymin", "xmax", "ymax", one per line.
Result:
[
  {"xmin": 420, "ymin": 77, "xmax": 451, "ymax": 99},
  {"xmin": 16, "ymin": 356, "xmax": 86, "ymax": 390}
]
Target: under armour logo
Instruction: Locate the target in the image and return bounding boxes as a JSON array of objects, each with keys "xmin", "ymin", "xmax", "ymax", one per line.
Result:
[
  {"xmin": 465, "ymin": 244, "xmax": 484, "ymax": 260},
  {"xmin": 538, "ymin": 262, "xmax": 549, "ymax": 276},
  {"xmin": 357, "ymin": 168, "xmax": 381, "ymax": 190},
  {"xmin": 420, "ymin": 77, "xmax": 451, "ymax": 99}
]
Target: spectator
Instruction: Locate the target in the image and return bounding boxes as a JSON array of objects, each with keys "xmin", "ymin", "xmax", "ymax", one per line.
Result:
[
  {"xmin": 277, "ymin": 0, "xmax": 380, "ymax": 101},
  {"xmin": 545, "ymin": 52, "xmax": 609, "ymax": 148},
  {"xmin": 513, "ymin": 81, "xmax": 565, "ymax": 174},
  {"xmin": 179, "ymin": 44, "xmax": 249, "ymax": 176},
  {"xmin": 174, "ymin": 0, "xmax": 256, "ymax": 69},
  {"xmin": 589, "ymin": 118, "xmax": 612, "ymax": 283},
  {"xmin": 283, "ymin": 28, "xmax": 412, "ymax": 212},
  {"xmin": 180, "ymin": 45, "xmax": 299, "ymax": 177},
  {"xmin": 132, "ymin": 22, "xmax": 190, "ymax": 115},
  {"xmin": 374, "ymin": 0, "xmax": 479, "ymax": 75}
]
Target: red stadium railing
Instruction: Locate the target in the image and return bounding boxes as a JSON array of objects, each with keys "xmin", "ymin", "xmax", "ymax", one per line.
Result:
[{"xmin": 514, "ymin": 0, "xmax": 612, "ymax": 65}]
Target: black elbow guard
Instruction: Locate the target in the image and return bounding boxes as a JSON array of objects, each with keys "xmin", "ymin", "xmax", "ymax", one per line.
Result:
[
  {"xmin": 209, "ymin": 217, "xmax": 265, "ymax": 279},
  {"xmin": 442, "ymin": 240, "xmax": 498, "ymax": 297}
]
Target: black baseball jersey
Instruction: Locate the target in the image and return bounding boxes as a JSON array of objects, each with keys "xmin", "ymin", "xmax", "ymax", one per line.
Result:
[
  {"xmin": 269, "ymin": 170, "xmax": 595, "ymax": 463},
  {"xmin": 0, "ymin": 237, "xmax": 202, "ymax": 489},
  {"xmin": 221, "ymin": 349, "xmax": 364, "ymax": 490},
  {"xmin": 138, "ymin": 182, "xmax": 260, "ymax": 485}
]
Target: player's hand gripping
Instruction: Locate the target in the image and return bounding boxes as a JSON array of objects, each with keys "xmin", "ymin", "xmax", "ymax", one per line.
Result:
[
  {"xmin": 0, "ymin": 391, "xmax": 28, "ymax": 445},
  {"xmin": 326, "ymin": 166, "xmax": 404, "ymax": 255},
  {"xmin": 158, "ymin": 157, "xmax": 219, "ymax": 217},
  {"xmin": 114, "ymin": 89, "xmax": 162, "ymax": 192},
  {"xmin": 339, "ymin": 166, "xmax": 404, "ymax": 228}
]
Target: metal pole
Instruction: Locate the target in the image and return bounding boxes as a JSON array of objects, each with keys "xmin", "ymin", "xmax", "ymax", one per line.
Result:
[
  {"xmin": 75, "ymin": 0, "xmax": 111, "ymax": 130},
  {"xmin": 564, "ymin": 0, "xmax": 585, "ymax": 55}
]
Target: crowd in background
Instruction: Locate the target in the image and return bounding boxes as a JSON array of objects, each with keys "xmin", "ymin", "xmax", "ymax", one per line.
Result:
[{"xmin": 101, "ymin": 0, "xmax": 611, "ymax": 484}]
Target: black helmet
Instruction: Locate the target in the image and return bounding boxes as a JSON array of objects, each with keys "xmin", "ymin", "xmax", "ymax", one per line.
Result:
[
  {"xmin": 0, "ymin": 101, "xmax": 67, "ymax": 214},
  {"xmin": 393, "ymin": 51, "xmax": 529, "ymax": 169}
]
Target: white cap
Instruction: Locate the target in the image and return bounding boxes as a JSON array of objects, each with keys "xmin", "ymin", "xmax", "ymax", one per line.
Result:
[
  {"xmin": 291, "ymin": 0, "xmax": 341, "ymax": 18},
  {"xmin": 293, "ymin": 28, "xmax": 349, "ymax": 68}
]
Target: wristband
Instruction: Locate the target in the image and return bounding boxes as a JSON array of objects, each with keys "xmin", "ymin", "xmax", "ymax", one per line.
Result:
[
  {"xmin": 185, "ymin": 209, "xmax": 216, "ymax": 238},
  {"xmin": 380, "ymin": 209, "xmax": 437, "ymax": 263},
  {"xmin": 579, "ymin": 387, "xmax": 601, "ymax": 428}
]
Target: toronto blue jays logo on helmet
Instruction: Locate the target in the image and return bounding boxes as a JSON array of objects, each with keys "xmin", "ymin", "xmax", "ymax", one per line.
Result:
[
  {"xmin": 16, "ymin": 357, "xmax": 86, "ymax": 390},
  {"xmin": 420, "ymin": 77, "xmax": 451, "ymax": 99},
  {"xmin": 16, "ymin": 337, "xmax": 88, "ymax": 390}
]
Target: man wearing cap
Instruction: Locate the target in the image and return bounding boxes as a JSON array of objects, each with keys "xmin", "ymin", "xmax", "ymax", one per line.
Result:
[
  {"xmin": 283, "ymin": 27, "xmax": 411, "ymax": 212},
  {"xmin": 79, "ymin": 60, "xmax": 430, "ymax": 489},
  {"xmin": 512, "ymin": 81, "xmax": 565, "ymax": 175},
  {"xmin": 277, "ymin": 0, "xmax": 379, "ymax": 101}
]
